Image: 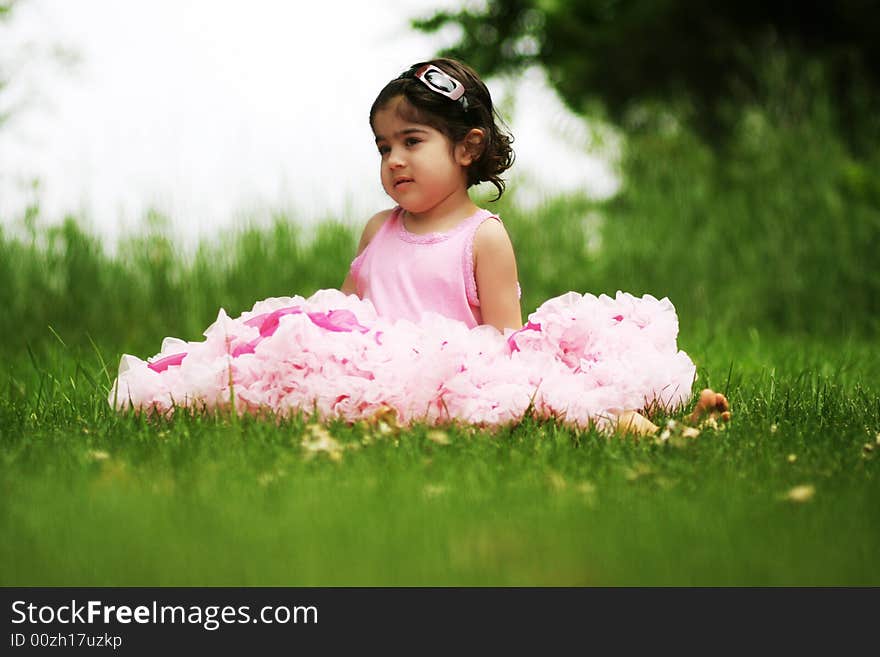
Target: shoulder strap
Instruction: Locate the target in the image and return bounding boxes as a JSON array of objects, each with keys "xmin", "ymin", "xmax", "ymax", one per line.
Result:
[
  {"xmin": 463, "ymin": 212, "xmax": 522, "ymax": 307},
  {"xmin": 463, "ymin": 212, "xmax": 502, "ymax": 307}
]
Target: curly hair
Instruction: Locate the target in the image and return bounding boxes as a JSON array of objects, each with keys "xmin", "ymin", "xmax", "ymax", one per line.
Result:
[{"xmin": 369, "ymin": 58, "xmax": 515, "ymax": 201}]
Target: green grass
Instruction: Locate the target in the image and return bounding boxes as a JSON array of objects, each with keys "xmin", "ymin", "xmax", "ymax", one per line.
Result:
[
  {"xmin": 1, "ymin": 329, "xmax": 877, "ymax": 586},
  {"xmin": 1, "ymin": 65, "xmax": 878, "ymax": 585}
]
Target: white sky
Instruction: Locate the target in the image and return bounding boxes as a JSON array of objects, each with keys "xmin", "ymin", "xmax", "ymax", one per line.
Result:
[{"xmin": 0, "ymin": 0, "xmax": 619, "ymax": 251}]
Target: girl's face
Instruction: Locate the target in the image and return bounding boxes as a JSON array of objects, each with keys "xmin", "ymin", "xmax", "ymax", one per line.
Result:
[{"xmin": 372, "ymin": 97, "xmax": 473, "ymax": 217}]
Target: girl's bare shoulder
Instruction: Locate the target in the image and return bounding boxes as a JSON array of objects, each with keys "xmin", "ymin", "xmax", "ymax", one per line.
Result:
[
  {"xmin": 356, "ymin": 208, "xmax": 395, "ymax": 254},
  {"xmin": 473, "ymin": 215, "xmax": 515, "ymax": 258}
]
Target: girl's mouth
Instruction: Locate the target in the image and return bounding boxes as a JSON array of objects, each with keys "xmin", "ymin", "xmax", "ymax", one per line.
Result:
[{"xmin": 394, "ymin": 178, "xmax": 414, "ymax": 188}]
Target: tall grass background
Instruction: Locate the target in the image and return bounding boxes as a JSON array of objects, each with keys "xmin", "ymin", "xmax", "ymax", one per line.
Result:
[{"xmin": 1, "ymin": 58, "xmax": 877, "ymax": 366}]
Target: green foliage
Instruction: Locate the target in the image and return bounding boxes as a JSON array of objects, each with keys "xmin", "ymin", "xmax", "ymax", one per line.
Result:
[
  {"xmin": 0, "ymin": 51, "xmax": 875, "ymax": 364},
  {"xmin": 414, "ymin": 0, "xmax": 880, "ymax": 149},
  {"xmin": 479, "ymin": 53, "xmax": 878, "ymax": 338},
  {"xmin": 1, "ymin": 62, "xmax": 876, "ymax": 370},
  {"xmin": 410, "ymin": 4, "xmax": 879, "ymax": 335},
  {"xmin": 587, "ymin": 54, "xmax": 880, "ymax": 336},
  {"xmin": 0, "ymin": 211, "xmax": 357, "ymax": 361}
]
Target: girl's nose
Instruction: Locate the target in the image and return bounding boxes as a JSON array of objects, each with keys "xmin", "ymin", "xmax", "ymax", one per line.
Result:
[{"xmin": 387, "ymin": 147, "xmax": 405, "ymax": 168}]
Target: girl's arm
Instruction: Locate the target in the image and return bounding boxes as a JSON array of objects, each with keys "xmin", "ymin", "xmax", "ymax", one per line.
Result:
[
  {"xmin": 340, "ymin": 210, "xmax": 393, "ymax": 296},
  {"xmin": 473, "ymin": 219, "xmax": 523, "ymax": 332}
]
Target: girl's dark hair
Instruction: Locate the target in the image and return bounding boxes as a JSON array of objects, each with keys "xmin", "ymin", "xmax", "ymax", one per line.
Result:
[{"xmin": 369, "ymin": 57, "xmax": 514, "ymax": 201}]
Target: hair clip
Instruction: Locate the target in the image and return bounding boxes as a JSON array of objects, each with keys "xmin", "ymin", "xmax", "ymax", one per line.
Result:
[{"xmin": 404, "ymin": 64, "xmax": 469, "ymax": 110}]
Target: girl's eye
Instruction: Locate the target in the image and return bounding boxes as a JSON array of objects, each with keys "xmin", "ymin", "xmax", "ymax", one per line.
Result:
[
  {"xmin": 405, "ymin": 137, "xmax": 421, "ymax": 147},
  {"xmin": 378, "ymin": 145, "xmax": 390, "ymax": 155}
]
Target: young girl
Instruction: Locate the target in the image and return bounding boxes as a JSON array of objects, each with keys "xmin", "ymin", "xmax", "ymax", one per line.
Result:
[
  {"xmin": 340, "ymin": 59, "xmax": 521, "ymax": 335},
  {"xmin": 110, "ymin": 58, "xmax": 729, "ymax": 434}
]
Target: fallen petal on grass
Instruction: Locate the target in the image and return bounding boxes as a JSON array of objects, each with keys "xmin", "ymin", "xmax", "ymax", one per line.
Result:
[
  {"xmin": 547, "ymin": 470, "xmax": 567, "ymax": 491},
  {"xmin": 576, "ymin": 481, "xmax": 597, "ymax": 507},
  {"xmin": 426, "ymin": 430, "xmax": 451, "ymax": 445},
  {"xmin": 656, "ymin": 476, "xmax": 679, "ymax": 490},
  {"xmin": 784, "ymin": 484, "xmax": 815, "ymax": 503},
  {"xmin": 423, "ymin": 484, "xmax": 447, "ymax": 498},
  {"xmin": 365, "ymin": 405, "xmax": 401, "ymax": 431},
  {"xmin": 624, "ymin": 463, "xmax": 654, "ymax": 481},
  {"xmin": 302, "ymin": 425, "xmax": 344, "ymax": 462},
  {"xmin": 92, "ymin": 461, "xmax": 130, "ymax": 488},
  {"xmin": 576, "ymin": 481, "xmax": 596, "ymax": 496}
]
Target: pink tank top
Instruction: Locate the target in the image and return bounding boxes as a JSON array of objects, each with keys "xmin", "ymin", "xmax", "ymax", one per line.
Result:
[{"xmin": 348, "ymin": 206, "xmax": 521, "ymax": 328}]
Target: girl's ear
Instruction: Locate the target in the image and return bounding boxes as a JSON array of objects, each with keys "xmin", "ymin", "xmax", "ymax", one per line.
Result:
[{"xmin": 456, "ymin": 128, "xmax": 485, "ymax": 167}]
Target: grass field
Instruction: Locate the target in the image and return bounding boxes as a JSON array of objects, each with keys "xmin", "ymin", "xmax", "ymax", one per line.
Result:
[
  {"xmin": 1, "ymin": 325, "xmax": 877, "ymax": 586},
  {"xmin": 1, "ymin": 79, "xmax": 878, "ymax": 585}
]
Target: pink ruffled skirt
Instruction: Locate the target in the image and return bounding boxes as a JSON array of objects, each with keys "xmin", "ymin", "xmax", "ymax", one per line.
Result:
[{"xmin": 109, "ymin": 289, "xmax": 697, "ymax": 429}]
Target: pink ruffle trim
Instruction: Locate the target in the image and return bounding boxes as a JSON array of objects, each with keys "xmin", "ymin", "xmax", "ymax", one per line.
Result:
[{"xmin": 110, "ymin": 289, "xmax": 697, "ymax": 430}]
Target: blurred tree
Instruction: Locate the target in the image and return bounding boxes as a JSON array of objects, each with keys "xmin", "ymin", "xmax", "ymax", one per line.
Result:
[{"xmin": 413, "ymin": 0, "xmax": 880, "ymax": 150}]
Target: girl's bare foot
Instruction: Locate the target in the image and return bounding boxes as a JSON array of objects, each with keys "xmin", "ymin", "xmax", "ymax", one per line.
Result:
[
  {"xmin": 607, "ymin": 389, "xmax": 730, "ymax": 438},
  {"xmin": 612, "ymin": 409, "xmax": 660, "ymax": 436},
  {"xmin": 687, "ymin": 388, "xmax": 731, "ymax": 426}
]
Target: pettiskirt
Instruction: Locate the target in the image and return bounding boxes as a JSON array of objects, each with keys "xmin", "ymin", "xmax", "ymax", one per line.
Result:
[{"xmin": 109, "ymin": 289, "xmax": 697, "ymax": 430}]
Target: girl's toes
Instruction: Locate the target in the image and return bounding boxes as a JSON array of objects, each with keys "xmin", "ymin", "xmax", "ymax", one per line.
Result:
[
  {"xmin": 699, "ymin": 389, "xmax": 716, "ymax": 408},
  {"xmin": 687, "ymin": 389, "xmax": 732, "ymax": 427}
]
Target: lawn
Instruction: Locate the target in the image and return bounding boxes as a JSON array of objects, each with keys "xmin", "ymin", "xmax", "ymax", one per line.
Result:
[
  {"xmin": 2, "ymin": 328, "xmax": 877, "ymax": 586},
  {"xmin": 2, "ymin": 103, "xmax": 877, "ymax": 585}
]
